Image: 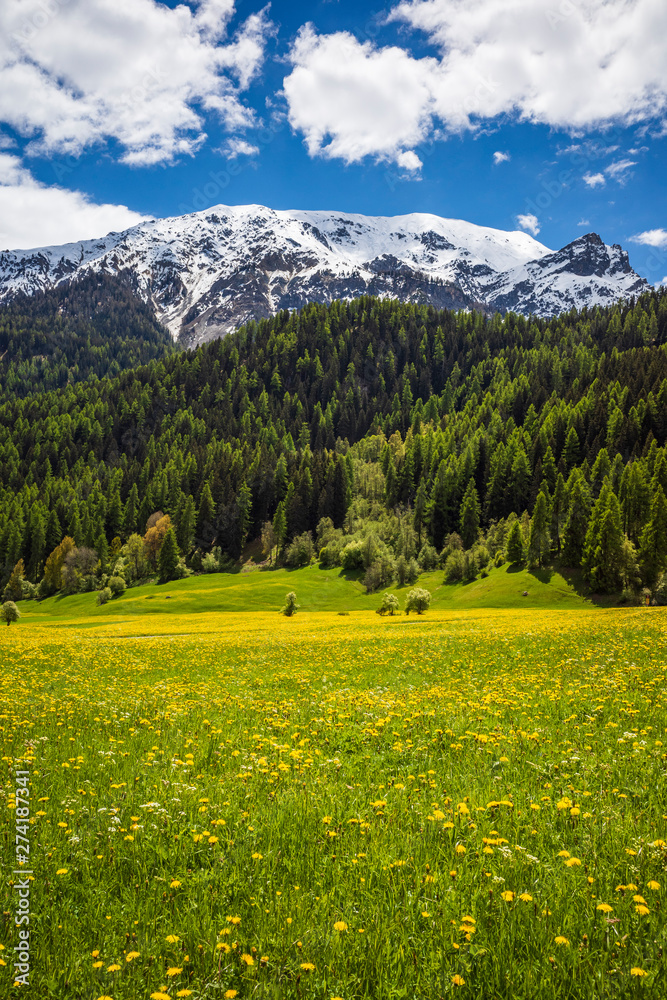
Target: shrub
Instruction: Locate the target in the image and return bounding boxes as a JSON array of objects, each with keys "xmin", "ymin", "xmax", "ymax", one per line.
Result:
[
  {"xmin": 443, "ymin": 549, "xmax": 465, "ymax": 583},
  {"xmin": 285, "ymin": 531, "xmax": 316, "ymax": 568},
  {"xmin": 108, "ymin": 575, "xmax": 126, "ymax": 597},
  {"xmin": 281, "ymin": 591, "xmax": 300, "ymax": 616},
  {"xmin": 418, "ymin": 543, "xmax": 439, "ymax": 571},
  {"xmin": 97, "ymin": 587, "xmax": 112, "ymax": 605},
  {"xmin": 405, "ymin": 588, "xmax": 431, "ymax": 614},
  {"xmin": 341, "ymin": 541, "xmax": 365, "ymax": 572},
  {"xmin": 201, "ymin": 551, "xmax": 221, "ymax": 573},
  {"xmin": 376, "ymin": 593, "xmax": 399, "ymax": 616}
]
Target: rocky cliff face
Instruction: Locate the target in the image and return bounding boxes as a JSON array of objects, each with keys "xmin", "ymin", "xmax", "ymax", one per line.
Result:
[{"xmin": 0, "ymin": 206, "xmax": 648, "ymax": 345}]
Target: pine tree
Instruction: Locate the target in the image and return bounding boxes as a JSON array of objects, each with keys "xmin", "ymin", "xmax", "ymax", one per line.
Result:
[
  {"xmin": 176, "ymin": 495, "xmax": 196, "ymax": 554},
  {"xmin": 459, "ymin": 478, "xmax": 480, "ymax": 550},
  {"xmin": 237, "ymin": 481, "xmax": 253, "ymax": 553},
  {"xmin": 528, "ymin": 491, "xmax": 551, "ymax": 568},
  {"xmin": 45, "ymin": 509, "xmax": 62, "ymax": 556},
  {"xmin": 158, "ymin": 527, "xmax": 180, "ymax": 583},
  {"xmin": 26, "ymin": 510, "xmax": 46, "ymax": 582},
  {"xmin": 639, "ymin": 486, "xmax": 667, "ymax": 587},
  {"xmin": 272, "ymin": 501, "xmax": 287, "ymax": 557},
  {"xmin": 106, "ymin": 490, "xmax": 122, "ymax": 539},
  {"xmin": 123, "ymin": 483, "xmax": 139, "ymax": 538},
  {"xmin": 582, "ymin": 485, "xmax": 624, "ymax": 593},
  {"xmin": 3, "ymin": 559, "xmax": 25, "ymax": 602},
  {"xmin": 563, "ymin": 427, "xmax": 580, "ymax": 471},
  {"xmin": 562, "ymin": 476, "xmax": 591, "ymax": 567},
  {"xmin": 95, "ymin": 531, "xmax": 109, "ymax": 573},
  {"xmin": 505, "ymin": 519, "xmax": 524, "ymax": 564},
  {"xmin": 196, "ymin": 482, "xmax": 216, "ymax": 550}
]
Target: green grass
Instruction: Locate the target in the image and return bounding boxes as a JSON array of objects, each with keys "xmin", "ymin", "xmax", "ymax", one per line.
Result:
[{"xmin": 21, "ymin": 561, "xmax": 587, "ymax": 627}]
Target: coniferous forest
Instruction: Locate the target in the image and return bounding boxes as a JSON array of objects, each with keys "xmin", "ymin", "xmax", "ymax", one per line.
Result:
[{"xmin": 1, "ymin": 287, "xmax": 667, "ymax": 603}]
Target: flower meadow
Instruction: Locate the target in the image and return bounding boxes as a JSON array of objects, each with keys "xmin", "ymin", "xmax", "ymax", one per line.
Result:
[{"xmin": 2, "ymin": 608, "xmax": 667, "ymax": 999}]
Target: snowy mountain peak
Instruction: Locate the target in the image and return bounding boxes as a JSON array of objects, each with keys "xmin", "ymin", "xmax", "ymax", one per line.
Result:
[{"xmin": 0, "ymin": 205, "xmax": 648, "ymax": 344}]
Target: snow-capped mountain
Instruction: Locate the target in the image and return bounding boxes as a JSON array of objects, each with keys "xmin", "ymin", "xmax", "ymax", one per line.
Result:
[{"xmin": 0, "ymin": 205, "xmax": 648, "ymax": 345}]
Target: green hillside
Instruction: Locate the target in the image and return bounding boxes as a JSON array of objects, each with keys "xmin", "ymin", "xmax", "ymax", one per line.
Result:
[{"xmin": 20, "ymin": 560, "xmax": 586, "ymax": 626}]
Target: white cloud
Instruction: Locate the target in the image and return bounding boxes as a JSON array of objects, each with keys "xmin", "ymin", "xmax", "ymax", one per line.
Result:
[
  {"xmin": 0, "ymin": 154, "xmax": 148, "ymax": 250},
  {"xmin": 604, "ymin": 158, "xmax": 637, "ymax": 182},
  {"xmin": 282, "ymin": 25, "xmax": 437, "ymax": 168},
  {"xmin": 583, "ymin": 172, "xmax": 606, "ymax": 187},
  {"xmin": 577, "ymin": 219, "xmax": 591, "ymax": 226},
  {"xmin": 220, "ymin": 137, "xmax": 260, "ymax": 158},
  {"xmin": 0, "ymin": 0, "xmax": 272, "ymax": 166},
  {"xmin": 516, "ymin": 213, "xmax": 540, "ymax": 236},
  {"xmin": 629, "ymin": 228, "xmax": 667, "ymax": 248},
  {"xmin": 284, "ymin": 0, "xmax": 667, "ymax": 166},
  {"xmin": 493, "ymin": 151, "xmax": 510, "ymax": 165}
]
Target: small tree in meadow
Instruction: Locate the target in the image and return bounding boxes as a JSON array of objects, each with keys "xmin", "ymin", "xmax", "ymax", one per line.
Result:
[
  {"xmin": 1, "ymin": 601, "xmax": 20, "ymax": 626},
  {"xmin": 505, "ymin": 520, "xmax": 525, "ymax": 564},
  {"xmin": 281, "ymin": 591, "xmax": 300, "ymax": 616},
  {"xmin": 405, "ymin": 587, "xmax": 431, "ymax": 615},
  {"xmin": 377, "ymin": 593, "xmax": 399, "ymax": 616},
  {"xmin": 158, "ymin": 527, "xmax": 180, "ymax": 583}
]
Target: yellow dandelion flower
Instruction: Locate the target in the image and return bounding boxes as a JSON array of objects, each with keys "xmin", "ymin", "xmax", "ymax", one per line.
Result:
[
  {"xmin": 565, "ymin": 858, "xmax": 582, "ymax": 867},
  {"xmin": 166, "ymin": 935, "xmax": 180, "ymax": 944},
  {"xmin": 557, "ymin": 850, "xmax": 570, "ymax": 859},
  {"xmin": 252, "ymin": 852, "xmax": 263, "ymax": 859},
  {"xmin": 92, "ymin": 950, "xmax": 100, "ymax": 958},
  {"xmin": 93, "ymin": 961, "xmax": 104, "ymax": 969},
  {"xmin": 176, "ymin": 992, "xmax": 193, "ymax": 998},
  {"xmin": 501, "ymin": 891, "xmax": 515, "ymax": 902},
  {"xmin": 519, "ymin": 893, "xmax": 533, "ymax": 902},
  {"xmin": 96, "ymin": 996, "xmax": 114, "ymax": 1000},
  {"xmin": 554, "ymin": 936, "xmax": 569, "ymax": 946},
  {"xmin": 241, "ymin": 953, "xmax": 254, "ymax": 965},
  {"xmin": 216, "ymin": 943, "xmax": 231, "ymax": 954},
  {"xmin": 452, "ymin": 974, "xmax": 465, "ymax": 986},
  {"xmin": 630, "ymin": 968, "xmax": 648, "ymax": 977},
  {"xmin": 169, "ymin": 880, "xmax": 182, "ymax": 889},
  {"xmin": 596, "ymin": 903, "xmax": 613, "ymax": 913},
  {"xmin": 455, "ymin": 845, "xmax": 466, "ymax": 855},
  {"xmin": 227, "ymin": 916, "xmax": 241, "ymax": 925},
  {"xmin": 166, "ymin": 967, "xmax": 183, "ymax": 977},
  {"xmin": 224, "ymin": 992, "xmax": 238, "ymax": 999},
  {"xmin": 208, "ymin": 836, "xmax": 218, "ymax": 845},
  {"xmin": 635, "ymin": 905, "xmax": 650, "ymax": 916},
  {"xmin": 300, "ymin": 962, "xmax": 316, "ymax": 971},
  {"xmin": 647, "ymin": 881, "xmax": 660, "ymax": 890},
  {"xmin": 334, "ymin": 921, "xmax": 348, "ymax": 932},
  {"xmin": 150, "ymin": 993, "xmax": 172, "ymax": 1000},
  {"xmin": 56, "ymin": 868, "xmax": 69, "ymax": 875},
  {"xmin": 106, "ymin": 964, "xmax": 121, "ymax": 972},
  {"xmin": 125, "ymin": 951, "xmax": 140, "ymax": 962}
]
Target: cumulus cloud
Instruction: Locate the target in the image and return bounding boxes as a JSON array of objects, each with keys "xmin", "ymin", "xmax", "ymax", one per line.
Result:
[
  {"xmin": 516, "ymin": 213, "xmax": 540, "ymax": 236},
  {"xmin": 583, "ymin": 172, "xmax": 606, "ymax": 187},
  {"xmin": 493, "ymin": 151, "xmax": 510, "ymax": 165},
  {"xmin": 629, "ymin": 228, "xmax": 667, "ymax": 248},
  {"xmin": 0, "ymin": 154, "xmax": 148, "ymax": 250},
  {"xmin": 0, "ymin": 0, "xmax": 272, "ymax": 166},
  {"xmin": 284, "ymin": 0, "xmax": 667, "ymax": 167},
  {"xmin": 220, "ymin": 138, "xmax": 260, "ymax": 158}
]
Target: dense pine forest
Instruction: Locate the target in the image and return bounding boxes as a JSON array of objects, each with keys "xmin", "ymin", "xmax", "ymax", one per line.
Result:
[
  {"xmin": 1, "ymin": 288, "xmax": 667, "ymax": 604},
  {"xmin": 0, "ymin": 272, "xmax": 174, "ymax": 397}
]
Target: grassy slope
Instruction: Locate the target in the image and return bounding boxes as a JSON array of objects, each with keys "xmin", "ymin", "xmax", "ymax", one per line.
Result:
[{"xmin": 21, "ymin": 561, "xmax": 588, "ymax": 627}]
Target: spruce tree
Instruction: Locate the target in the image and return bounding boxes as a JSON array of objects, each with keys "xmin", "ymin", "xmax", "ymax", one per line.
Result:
[
  {"xmin": 123, "ymin": 483, "xmax": 139, "ymax": 538},
  {"xmin": 95, "ymin": 531, "xmax": 109, "ymax": 573},
  {"xmin": 506, "ymin": 519, "xmax": 525, "ymax": 564},
  {"xmin": 582, "ymin": 485, "xmax": 624, "ymax": 592},
  {"xmin": 158, "ymin": 527, "xmax": 180, "ymax": 583},
  {"xmin": 528, "ymin": 491, "xmax": 551, "ymax": 567},
  {"xmin": 459, "ymin": 478, "xmax": 480, "ymax": 550},
  {"xmin": 196, "ymin": 483, "xmax": 216, "ymax": 550},
  {"xmin": 639, "ymin": 486, "xmax": 667, "ymax": 587},
  {"xmin": 562, "ymin": 476, "xmax": 591, "ymax": 567}
]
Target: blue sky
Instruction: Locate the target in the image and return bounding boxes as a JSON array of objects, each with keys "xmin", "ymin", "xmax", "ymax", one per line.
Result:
[{"xmin": 0, "ymin": 0, "xmax": 666, "ymax": 284}]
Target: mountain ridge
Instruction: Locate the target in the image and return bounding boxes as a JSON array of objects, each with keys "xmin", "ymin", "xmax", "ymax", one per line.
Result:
[{"xmin": 0, "ymin": 205, "xmax": 648, "ymax": 345}]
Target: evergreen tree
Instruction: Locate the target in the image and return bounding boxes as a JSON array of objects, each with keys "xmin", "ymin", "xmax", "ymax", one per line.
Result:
[
  {"xmin": 562, "ymin": 477, "xmax": 591, "ymax": 567},
  {"xmin": 272, "ymin": 501, "xmax": 287, "ymax": 557},
  {"xmin": 582, "ymin": 485, "xmax": 624, "ymax": 593},
  {"xmin": 237, "ymin": 481, "xmax": 253, "ymax": 553},
  {"xmin": 528, "ymin": 491, "xmax": 551, "ymax": 568},
  {"xmin": 505, "ymin": 520, "xmax": 524, "ymax": 564},
  {"xmin": 3, "ymin": 559, "xmax": 25, "ymax": 602},
  {"xmin": 563, "ymin": 427, "xmax": 580, "ymax": 471},
  {"xmin": 158, "ymin": 527, "xmax": 180, "ymax": 583},
  {"xmin": 176, "ymin": 495, "xmax": 196, "ymax": 554},
  {"xmin": 45, "ymin": 509, "xmax": 62, "ymax": 556},
  {"xmin": 26, "ymin": 510, "xmax": 46, "ymax": 582},
  {"xmin": 459, "ymin": 478, "xmax": 480, "ymax": 550},
  {"xmin": 95, "ymin": 531, "xmax": 109, "ymax": 573},
  {"xmin": 196, "ymin": 482, "xmax": 216, "ymax": 550},
  {"xmin": 106, "ymin": 490, "xmax": 122, "ymax": 539},
  {"xmin": 639, "ymin": 486, "xmax": 667, "ymax": 587},
  {"xmin": 123, "ymin": 483, "xmax": 139, "ymax": 538},
  {"xmin": 550, "ymin": 473, "xmax": 567, "ymax": 552}
]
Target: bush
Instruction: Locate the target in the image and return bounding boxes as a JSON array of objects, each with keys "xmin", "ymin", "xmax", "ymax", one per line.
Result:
[
  {"xmin": 494, "ymin": 549, "xmax": 506, "ymax": 567},
  {"xmin": 405, "ymin": 588, "xmax": 431, "ymax": 614},
  {"xmin": 376, "ymin": 593, "xmax": 399, "ymax": 616},
  {"xmin": 281, "ymin": 591, "xmax": 300, "ymax": 616},
  {"xmin": 201, "ymin": 551, "xmax": 221, "ymax": 573},
  {"xmin": 341, "ymin": 541, "xmax": 365, "ymax": 572},
  {"xmin": 173, "ymin": 557, "xmax": 191, "ymax": 580},
  {"xmin": 364, "ymin": 555, "xmax": 396, "ymax": 594},
  {"xmin": 418, "ymin": 543, "xmax": 439, "ymax": 571},
  {"xmin": 108, "ymin": 575, "xmax": 126, "ymax": 597},
  {"xmin": 285, "ymin": 531, "xmax": 316, "ymax": 568},
  {"xmin": 97, "ymin": 587, "xmax": 112, "ymax": 605},
  {"xmin": 443, "ymin": 549, "xmax": 465, "ymax": 583},
  {"xmin": 1, "ymin": 601, "xmax": 20, "ymax": 626}
]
